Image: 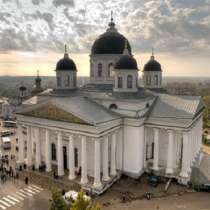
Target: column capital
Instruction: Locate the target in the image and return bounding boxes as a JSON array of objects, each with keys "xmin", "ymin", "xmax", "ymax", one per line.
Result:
[{"xmin": 167, "ymin": 129, "xmax": 174, "ymax": 134}]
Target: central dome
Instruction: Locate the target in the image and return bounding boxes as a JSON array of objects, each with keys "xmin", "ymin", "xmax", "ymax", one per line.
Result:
[{"xmin": 91, "ymin": 20, "xmax": 131, "ymax": 55}]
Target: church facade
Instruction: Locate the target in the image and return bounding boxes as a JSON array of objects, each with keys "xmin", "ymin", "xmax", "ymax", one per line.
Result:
[{"xmin": 16, "ymin": 17, "xmax": 204, "ymax": 193}]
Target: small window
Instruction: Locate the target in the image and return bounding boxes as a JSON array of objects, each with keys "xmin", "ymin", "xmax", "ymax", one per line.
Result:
[
  {"xmin": 118, "ymin": 76, "xmax": 123, "ymax": 88},
  {"xmin": 98, "ymin": 63, "xmax": 102, "ymax": 77},
  {"xmin": 127, "ymin": 75, "xmax": 133, "ymax": 88},
  {"xmin": 57, "ymin": 77, "xmax": 61, "ymax": 87},
  {"xmin": 145, "ymin": 103, "xmax": 149, "ymax": 108},
  {"xmin": 109, "ymin": 104, "xmax": 118, "ymax": 109},
  {"xmin": 155, "ymin": 75, "xmax": 158, "ymax": 86}
]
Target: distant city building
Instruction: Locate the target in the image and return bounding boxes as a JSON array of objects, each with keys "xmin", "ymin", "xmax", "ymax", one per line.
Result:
[
  {"xmin": 0, "ymin": 97, "xmax": 16, "ymax": 120},
  {"xmin": 16, "ymin": 16, "xmax": 204, "ymax": 194}
]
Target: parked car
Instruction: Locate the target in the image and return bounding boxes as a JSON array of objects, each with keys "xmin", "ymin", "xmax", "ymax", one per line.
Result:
[{"xmin": 1, "ymin": 137, "xmax": 11, "ymax": 150}]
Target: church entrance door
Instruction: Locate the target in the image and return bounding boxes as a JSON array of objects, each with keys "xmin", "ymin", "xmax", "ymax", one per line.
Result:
[{"xmin": 63, "ymin": 146, "xmax": 67, "ymax": 170}]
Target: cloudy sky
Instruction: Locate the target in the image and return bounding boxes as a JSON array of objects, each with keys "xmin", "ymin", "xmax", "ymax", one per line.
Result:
[{"xmin": 0, "ymin": 0, "xmax": 210, "ymax": 77}]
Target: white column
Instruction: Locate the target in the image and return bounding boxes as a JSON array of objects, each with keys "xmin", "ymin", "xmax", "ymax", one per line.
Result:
[
  {"xmin": 27, "ymin": 126, "xmax": 32, "ymax": 166},
  {"xmin": 93, "ymin": 139, "xmax": 102, "ymax": 189},
  {"xmin": 189, "ymin": 129, "xmax": 193, "ymax": 166},
  {"xmin": 102, "ymin": 136, "xmax": 110, "ymax": 181},
  {"xmin": 45, "ymin": 129, "xmax": 51, "ymax": 172},
  {"xmin": 153, "ymin": 128, "xmax": 159, "ymax": 171},
  {"xmin": 35, "ymin": 127, "xmax": 41, "ymax": 169},
  {"xmin": 110, "ymin": 132, "xmax": 117, "ymax": 176},
  {"xmin": 18, "ymin": 125, "xmax": 24, "ymax": 163},
  {"xmin": 166, "ymin": 130, "xmax": 174, "ymax": 174},
  {"xmin": 180, "ymin": 132, "xmax": 190, "ymax": 178},
  {"xmin": 81, "ymin": 136, "xmax": 88, "ymax": 184},
  {"xmin": 68, "ymin": 134, "xmax": 75, "ymax": 180},
  {"xmin": 57, "ymin": 132, "xmax": 64, "ymax": 176}
]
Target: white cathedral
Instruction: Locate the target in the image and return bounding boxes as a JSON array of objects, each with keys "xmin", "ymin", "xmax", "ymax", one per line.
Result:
[{"xmin": 16, "ymin": 17, "xmax": 204, "ymax": 193}]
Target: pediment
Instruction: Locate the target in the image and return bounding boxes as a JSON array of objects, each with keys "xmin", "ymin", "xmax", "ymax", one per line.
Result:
[{"xmin": 22, "ymin": 103, "xmax": 91, "ymax": 125}]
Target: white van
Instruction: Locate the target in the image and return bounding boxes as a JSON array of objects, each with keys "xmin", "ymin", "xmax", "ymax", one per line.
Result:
[{"xmin": 2, "ymin": 137, "xmax": 11, "ymax": 150}]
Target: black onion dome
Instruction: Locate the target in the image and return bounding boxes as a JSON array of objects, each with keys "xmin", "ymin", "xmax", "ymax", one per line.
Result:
[
  {"xmin": 91, "ymin": 30, "xmax": 131, "ymax": 55},
  {"xmin": 19, "ymin": 86, "xmax": 27, "ymax": 91},
  {"xmin": 56, "ymin": 54, "xmax": 77, "ymax": 71},
  {"xmin": 35, "ymin": 76, "xmax": 41, "ymax": 82},
  {"xmin": 144, "ymin": 56, "xmax": 162, "ymax": 71},
  {"xmin": 115, "ymin": 54, "xmax": 138, "ymax": 70}
]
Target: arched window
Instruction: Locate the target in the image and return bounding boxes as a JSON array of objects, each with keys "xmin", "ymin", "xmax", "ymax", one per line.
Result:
[
  {"xmin": 66, "ymin": 75, "xmax": 70, "ymax": 87},
  {"xmin": 146, "ymin": 76, "xmax": 151, "ymax": 86},
  {"xmin": 155, "ymin": 75, "xmax": 158, "ymax": 86},
  {"xmin": 108, "ymin": 63, "xmax": 113, "ymax": 77},
  {"xmin": 51, "ymin": 143, "xmax": 56, "ymax": 161},
  {"xmin": 98, "ymin": 63, "xmax": 102, "ymax": 77},
  {"xmin": 127, "ymin": 75, "xmax": 133, "ymax": 88},
  {"xmin": 57, "ymin": 76, "xmax": 61, "ymax": 87},
  {"xmin": 118, "ymin": 76, "xmax": 123, "ymax": 88},
  {"xmin": 109, "ymin": 104, "xmax": 118, "ymax": 109}
]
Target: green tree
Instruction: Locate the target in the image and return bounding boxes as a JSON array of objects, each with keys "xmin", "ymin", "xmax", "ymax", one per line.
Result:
[
  {"xmin": 49, "ymin": 189, "xmax": 68, "ymax": 210},
  {"xmin": 70, "ymin": 190, "xmax": 100, "ymax": 210}
]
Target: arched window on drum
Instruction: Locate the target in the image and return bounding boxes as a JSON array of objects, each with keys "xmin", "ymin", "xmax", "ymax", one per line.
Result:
[
  {"xmin": 98, "ymin": 63, "xmax": 102, "ymax": 77},
  {"xmin": 127, "ymin": 75, "xmax": 133, "ymax": 88},
  {"xmin": 108, "ymin": 63, "xmax": 113, "ymax": 77}
]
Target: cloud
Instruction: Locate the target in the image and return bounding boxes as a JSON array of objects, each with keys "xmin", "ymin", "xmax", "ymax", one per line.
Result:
[
  {"xmin": 52, "ymin": 0, "xmax": 74, "ymax": 7},
  {"xmin": 0, "ymin": 0, "xmax": 209, "ymax": 56},
  {"xmin": 31, "ymin": 0, "xmax": 44, "ymax": 5}
]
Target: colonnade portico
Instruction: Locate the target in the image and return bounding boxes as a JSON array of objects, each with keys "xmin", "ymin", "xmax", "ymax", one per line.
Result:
[
  {"xmin": 147, "ymin": 117, "xmax": 202, "ymax": 180},
  {"xmin": 17, "ymin": 124, "xmax": 119, "ymax": 190}
]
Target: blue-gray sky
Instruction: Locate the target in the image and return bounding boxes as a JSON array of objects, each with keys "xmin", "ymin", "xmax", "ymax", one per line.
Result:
[{"xmin": 0, "ymin": 0, "xmax": 209, "ymax": 76}]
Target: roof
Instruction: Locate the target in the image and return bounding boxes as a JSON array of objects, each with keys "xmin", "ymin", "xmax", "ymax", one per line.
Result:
[
  {"xmin": 19, "ymin": 86, "xmax": 27, "ymax": 91},
  {"xmin": 56, "ymin": 53, "xmax": 77, "ymax": 71},
  {"xmin": 91, "ymin": 29, "xmax": 131, "ymax": 55},
  {"xmin": 144, "ymin": 56, "xmax": 162, "ymax": 72},
  {"xmin": 148, "ymin": 93, "xmax": 204, "ymax": 119},
  {"xmin": 115, "ymin": 54, "xmax": 138, "ymax": 70},
  {"xmin": 17, "ymin": 96, "xmax": 120, "ymax": 125}
]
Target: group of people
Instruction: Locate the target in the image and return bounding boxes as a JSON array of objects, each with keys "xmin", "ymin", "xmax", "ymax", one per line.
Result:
[{"xmin": 0, "ymin": 154, "xmax": 19, "ymax": 183}]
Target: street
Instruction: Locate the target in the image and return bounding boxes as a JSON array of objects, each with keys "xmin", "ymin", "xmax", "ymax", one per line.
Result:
[{"xmin": 0, "ymin": 181, "xmax": 50, "ymax": 210}]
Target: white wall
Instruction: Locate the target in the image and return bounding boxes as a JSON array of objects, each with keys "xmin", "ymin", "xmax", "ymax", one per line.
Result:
[{"xmin": 123, "ymin": 125, "xmax": 145, "ymax": 177}]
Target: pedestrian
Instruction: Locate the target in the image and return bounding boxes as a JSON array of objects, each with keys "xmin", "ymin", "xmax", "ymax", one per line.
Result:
[
  {"xmin": 16, "ymin": 171, "xmax": 19, "ymax": 180},
  {"xmin": 25, "ymin": 177, "xmax": 29, "ymax": 185}
]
